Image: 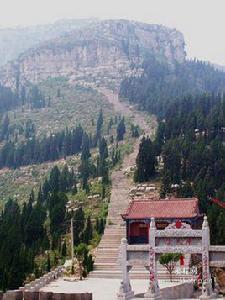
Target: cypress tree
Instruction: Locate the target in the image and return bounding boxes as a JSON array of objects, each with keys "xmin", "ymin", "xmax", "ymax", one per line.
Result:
[
  {"xmin": 116, "ymin": 117, "xmax": 126, "ymax": 141},
  {"xmin": 47, "ymin": 253, "xmax": 51, "ymax": 272},
  {"xmin": 135, "ymin": 136, "xmax": 156, "ymax": 182},
  {"xmin": 83, "ymin": 216, "xmax": 93, "ymax": 244},
  {"xmin": 61, "ymin": 241, "xmax": 67, "ymax": 257},
  {"xmin": 96, "ymin": 109, "xmax": 103, "ymax": 140}
]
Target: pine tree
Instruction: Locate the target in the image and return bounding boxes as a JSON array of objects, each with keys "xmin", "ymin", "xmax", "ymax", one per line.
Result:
[
  {"xmin": 98, "ymin": 218, "xmax": 105, "ymax": 234},
  {"xmin": 1, "ymin": 113, "xmax": 9, "ymax": 140},
  {"xmin": 83, "ymin": 216, "xmax": 93, "ymax": 244},
  {"xmin": 47, "ymin": 253, "xmax": 51, "ymax": 272},
  {"xmin": 96, "ymin": 109, "xmax": 103, "ymax": 139},
  {"xmin": 61, "ymin": 241, "xmax": 67, "ymax": 257},
  {"xmin": 135, "ymin": 136, "xmax": 156, "ymax": 182},
  {"xmin": 49, "ymin": 166, "xmax": 60, "ymax": 192},
  {"xmin": 116, "ymin": 117, "xmax": 126, "ymax": 141},
  {"xmin": 73, "ymin": 208, "xmax": 85, "ymax": 245},
  {"xmin": 81, "ymin": 133, "xmax": 91, "ymax": 161},
  {"xmin": 95, "ymin": 218, "xmax": 99, "ymax": 233},
  {"xmin": 107, "ymin": 117, "xmax": 113, "ymax": 134},
  {"xmin": 59, "ymin": 164, "xmax": 70, "ymax": 192},
  {"xmin": 98, "ymin": 137, "xmax": 109, "ymax": 184}
]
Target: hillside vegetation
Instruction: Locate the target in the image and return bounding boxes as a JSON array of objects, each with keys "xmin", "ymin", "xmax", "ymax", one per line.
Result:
[
  {"xmin": 119, "ymin": 41, "xmax": 225, "ymax": 247},
  {"xmin": 120, "ymin": 56, "xmax": 225, "ymax": 116}
]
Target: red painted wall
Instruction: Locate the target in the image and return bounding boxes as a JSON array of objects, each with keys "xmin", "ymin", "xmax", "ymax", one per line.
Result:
[{"xmin": 130, "ymin": 222, "xmax": 149, "ymax": 239}]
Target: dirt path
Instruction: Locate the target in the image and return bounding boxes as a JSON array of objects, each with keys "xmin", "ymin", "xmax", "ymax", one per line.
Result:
[{"xmin": 99, "ymin": 89, "xmax": 157, "ymax": 225}]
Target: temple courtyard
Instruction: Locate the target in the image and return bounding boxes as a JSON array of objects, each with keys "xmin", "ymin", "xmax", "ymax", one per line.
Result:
[
  {"xmin": 40, "ymin": 277, "xmax": 223, "ymax": 299},
  {"xmin": 40, "ymin": 278, "xmax": 187, "ymax": 299}
]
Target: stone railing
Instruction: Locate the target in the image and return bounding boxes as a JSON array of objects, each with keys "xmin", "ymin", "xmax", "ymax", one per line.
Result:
[
  {"xmin": 20, "ymin": 266, "xmax": 65, "ymax": 292},
  {"xmin": 0, "ymin": 266, "xmax": 75, "ymax": 300},
  {"xmin": 209, "ymin": 246, "xmax": 225, "ymax": 268},
  {"xmin": 126, "ymin": 244, "xmax": 225, "ymax": 268}
]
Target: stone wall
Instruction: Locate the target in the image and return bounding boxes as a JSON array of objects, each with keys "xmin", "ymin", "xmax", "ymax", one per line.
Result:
[
  {"xmin": 160, "ymin": 282, "xmax": 194, "ymax": 299},
  {"xmin": 1, "ymin": 265, "xmax": 92, "ymax": 300},
  {"xmin": 2, "ymin": 291, "xmax": 92, "ymax": 300},
  {"xmin": 21, "ymin": 266, "xmax": 65, "ymax": 292}
]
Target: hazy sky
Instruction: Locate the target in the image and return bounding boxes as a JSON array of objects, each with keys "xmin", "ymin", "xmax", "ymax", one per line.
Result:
[{"xmin": 0, "ymin": 0, "xmax": 225, "ymax": 65}]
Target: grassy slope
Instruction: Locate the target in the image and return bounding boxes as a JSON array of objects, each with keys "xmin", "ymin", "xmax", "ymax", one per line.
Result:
[
  {"xmin": 9, "ymin": 78, "xmax": 114, "ymax": 137},
  {"xmin": 0, "ymin": 78, "xmax": 138, "ymax": 209}
]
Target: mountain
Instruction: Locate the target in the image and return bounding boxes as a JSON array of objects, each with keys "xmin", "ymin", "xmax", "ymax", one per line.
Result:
[
  {"xmin": 0, "ymin": 18, "xmax": 98, "ymax": 67},
  {"xmin": 0, "ymin": 19, "xmax": 186, "ymax": 90}
]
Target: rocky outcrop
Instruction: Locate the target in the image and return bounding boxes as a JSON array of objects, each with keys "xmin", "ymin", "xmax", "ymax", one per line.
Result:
[
  {"xmin": 0, "ymin": 19, "xmax": 186, "ymax": 89},
  {"xmin": 0, "ymin": 18, "xmax": 98, "ymax": 67}
]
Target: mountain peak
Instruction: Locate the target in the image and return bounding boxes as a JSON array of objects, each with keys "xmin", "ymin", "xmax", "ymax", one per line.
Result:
[{"xmin": 0, "ymin": 19, "xmax": 186, "ymax": 89}]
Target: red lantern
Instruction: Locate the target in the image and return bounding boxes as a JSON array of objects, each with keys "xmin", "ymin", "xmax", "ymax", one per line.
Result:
[{"xmin": 175, "ymin": 220, "xmax": 182, "ymax": 229}]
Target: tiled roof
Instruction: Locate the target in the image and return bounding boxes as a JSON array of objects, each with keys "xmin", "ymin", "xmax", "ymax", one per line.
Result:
[{"xmin": 121, "ymin": 197, "xmax": 200, "ymax": 220}]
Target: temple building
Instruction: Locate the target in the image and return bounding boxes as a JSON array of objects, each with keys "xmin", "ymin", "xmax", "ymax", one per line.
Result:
[{"xmin": 121, "ymin": 197, "xmax": 203, "ymax": 244}]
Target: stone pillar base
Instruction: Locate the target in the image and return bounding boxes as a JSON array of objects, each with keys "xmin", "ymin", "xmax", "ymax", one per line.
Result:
[
  {"xmin": 117, "ymin": 280, "xmax": 134, "ymax": 300},
  {"xmin": 117, "ymin": 290, "xmax": 134, "ymax": 300},
  {"xmin": 199, "ymin": 294, "xmax": 217, "ymax": 300},
  {"xmin": 144, "ymin": 292, "xmax": 161, "ymax": 300}
]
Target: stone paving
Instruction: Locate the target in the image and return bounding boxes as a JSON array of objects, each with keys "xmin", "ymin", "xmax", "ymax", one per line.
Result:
[{"xmin": 40, "ymin": 278, "xmax": 177, "ymax": 300}]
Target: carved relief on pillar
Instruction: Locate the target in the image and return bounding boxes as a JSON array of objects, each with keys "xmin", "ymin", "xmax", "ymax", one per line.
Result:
[
  {"xmin": 144, "ymin": 218, "xmax": 161, "ymax": 299},
  {"xmin": 149, "ymin": 246, "xmax": 156, "ymax": 293},
  {"xmin": 202, "ymin": 249, "xmax": 209, "ymax": 283},
  {"xmin": 165, "ymin": 222, "xmax": 191, "ymax": 230},
  {"xmin": 117, "ymin": 238, "xmax": 134, "ymax": 300}
]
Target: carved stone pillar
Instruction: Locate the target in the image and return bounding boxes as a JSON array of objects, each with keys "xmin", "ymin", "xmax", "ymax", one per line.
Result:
[
  {"xmin": 200, "ymin": 216, "xmax": 213, "ymax": 300},
  {"xmin": 144, "ymin": 218, "xmax": 161, "ymax": 300},
  {"xmin": 117, "ymin": 238, "xmax": 134, "ymax": 300}
]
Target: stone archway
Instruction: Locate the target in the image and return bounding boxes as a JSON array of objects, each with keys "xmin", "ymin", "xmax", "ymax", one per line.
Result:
[{"xmin": 118, "ymin": 216, "xmax": 216, "ymax": 300}]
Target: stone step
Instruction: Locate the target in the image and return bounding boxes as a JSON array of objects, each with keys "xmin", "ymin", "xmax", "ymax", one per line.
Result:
[
  {"xmin": 99, "ymin": 239, "xmax": 122, "ymax": 243},
  {"xmin": 89, "ymin": 270, "xmax": 195, "ymax": 280},
  {"xmin": 98, "ymin": 244, "xmax": 120, "ymax": 247},
  {"xmin": 101, "ymin": 236, "xmax": 124, "ymax": 240},
  {"xmin": 95, "ymin": 257, "xmax": 118, "ymax": 263},
  {"xmin": 103, "ymin": 229, "xmax": 125, "ymax": 234},
  {"xmin": 98, "ymin": 244, "xmax": 120, "ymax": 249},
  {"xmin": 100, "ymin": 235, "xmax": 124, "ymax": 239},
  {"xmin": 94, "ymin": 266, "xmax": 120, "ymax": 271},
  {"xmin": 100, "ymin": 234, "xmax": 123, "ymax": 238},
  {"xmin": 96, "ymin": 248, "xmax": 118, "ymax": 254},
  {"xmin": 93, "ymin": 264, "xmax": 188, "ymax": 275},
  {"xmin": 95, "ymin": 253, "xmax": 118, "ymax": 258}
]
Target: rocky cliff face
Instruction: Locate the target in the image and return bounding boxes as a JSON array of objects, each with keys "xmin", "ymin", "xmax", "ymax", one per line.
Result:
[
  {"xmin": 0, "ymin": 18, "xmax": 98, "ymax": 67},
  {"xmin": 0, "ymin": 20, "xmax": 186, "ymax": 89}
]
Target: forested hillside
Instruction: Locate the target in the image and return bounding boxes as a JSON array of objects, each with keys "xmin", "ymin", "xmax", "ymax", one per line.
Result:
[
  {"xmin": 135, "ymin": 93, "xmax": 225, "ymax": 245},
  {"xmin": 0, "ymin": 105, "xmax": 133, "ymax": 290},
  {"xmin": 120, "ymin": 56, "xmax": 225, "ymax": 116},
  {"xmin": 0, "ymin": 165, "xmax": 100, "ymax": 291},
  {"xmin": 122, "ymin": 47, "xmax": 225, "ymax": 247},
  {"xmin": 161, "ymin": 94, "xmax": 225, "ymax": 245},
  {"xmin": 0, "ymin": 83, "xmax": 45, "ymax": 113}
]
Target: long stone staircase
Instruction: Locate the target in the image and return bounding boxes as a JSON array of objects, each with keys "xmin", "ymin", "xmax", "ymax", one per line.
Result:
[
  {"xmin": 89, "ymin": 226, "xmax": 125, "ymax": 279},
  {"xmin": 89, "ymin": 132, "xmax": 140, "ymax": 279},
  {"xmin": 90, "ymin": 90, "xmax": 196, "ymax": 282},
  {"xmin": 89, "ymin": 224, "xmax": 193, "ymax": 280}
]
